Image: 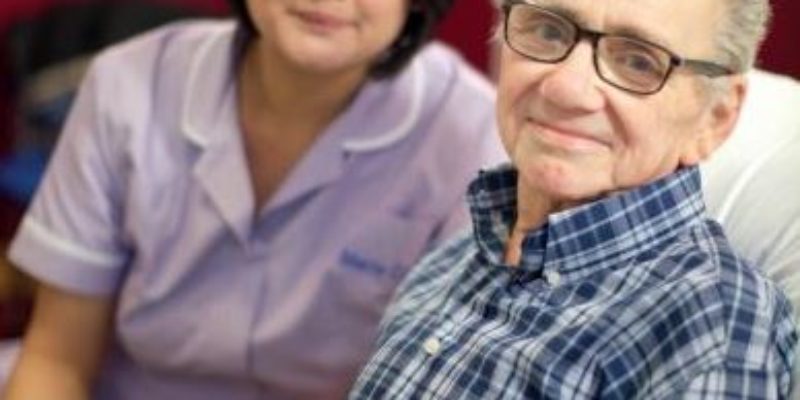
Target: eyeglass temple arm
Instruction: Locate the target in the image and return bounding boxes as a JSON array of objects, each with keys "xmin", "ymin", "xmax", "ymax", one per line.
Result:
[{"xmin": 679, "ymin": 59, "xmax": 736, "ymax": 77}]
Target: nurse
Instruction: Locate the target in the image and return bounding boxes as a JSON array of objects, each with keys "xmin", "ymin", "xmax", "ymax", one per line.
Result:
[{"xmin": 3, "ymin": 0, "xmax": 504, "ymax": 398}]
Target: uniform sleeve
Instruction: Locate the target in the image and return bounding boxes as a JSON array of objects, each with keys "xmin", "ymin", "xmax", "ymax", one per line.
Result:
[{"xmin": 8, "ymin": 56, "xmax": 130, "ymax": 297}]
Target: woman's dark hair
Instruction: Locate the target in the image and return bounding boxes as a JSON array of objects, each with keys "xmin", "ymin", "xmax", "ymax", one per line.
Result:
[{"xmin": 227, "ymin": 0, "xmax": 456, "ymax": 78}]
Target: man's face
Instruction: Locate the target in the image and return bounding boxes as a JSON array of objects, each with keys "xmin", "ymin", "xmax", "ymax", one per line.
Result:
[{"xmin": 496, "ymin": 0, "xmax": 740, "ymax": 203}]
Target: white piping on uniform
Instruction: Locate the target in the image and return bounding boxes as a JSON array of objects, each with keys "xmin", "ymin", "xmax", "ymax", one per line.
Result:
[
  {"xmin": 343, "ymin": 59, "xmax": 424, "ymax": 153},
  {"xmin": 20, "ymin": 216, "xmax": 123, "ymax": 268}
]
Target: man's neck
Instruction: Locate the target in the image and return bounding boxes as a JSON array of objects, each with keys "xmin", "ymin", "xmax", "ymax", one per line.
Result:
[{"xmin": 504, "ymin": 180, "xmax": 579, "ymax": 266}]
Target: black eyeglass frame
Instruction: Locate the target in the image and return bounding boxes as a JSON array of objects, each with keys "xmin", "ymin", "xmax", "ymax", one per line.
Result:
[{"xmin": 502, "ymin": 0, "xmax": 736, "ymax": 95}]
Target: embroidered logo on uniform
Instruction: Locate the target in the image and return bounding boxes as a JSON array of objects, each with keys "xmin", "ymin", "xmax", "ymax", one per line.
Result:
[{"xmin": 340, "ymin": 248, "xmax": 405, "ymax": 281}]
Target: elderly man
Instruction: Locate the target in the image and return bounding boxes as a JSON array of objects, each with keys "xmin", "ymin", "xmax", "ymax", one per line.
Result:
[{"xmin": 348, "ymin": 0, "xmax": 797, "ymax": 398}]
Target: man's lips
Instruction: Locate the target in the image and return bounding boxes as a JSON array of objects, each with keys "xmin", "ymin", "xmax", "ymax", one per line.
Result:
[{"xmin": 528, "ymin": 119, "xmax": 610, "ymax": 151}]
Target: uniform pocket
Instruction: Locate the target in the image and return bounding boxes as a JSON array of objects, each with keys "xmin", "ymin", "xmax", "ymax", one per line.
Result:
[{"xmin": 332, "ymin": 214, "xmax": 437, "ymax": 313}]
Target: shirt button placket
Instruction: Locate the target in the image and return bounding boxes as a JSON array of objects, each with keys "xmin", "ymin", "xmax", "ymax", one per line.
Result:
[
  {"xmin": 423, "ymin": 336, "xmax": 442, "ymax": 356},
  {"xmin": 544, "ymin": 270, "xmax": 561, "ymax": 286},
  {"xmin": 423, "ymin": 314, "xmax": 460, "ymax": 357}
]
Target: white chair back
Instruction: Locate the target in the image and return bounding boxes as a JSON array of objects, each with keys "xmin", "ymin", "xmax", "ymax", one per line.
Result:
[{"xmin": 702, "ymin": 69, "xmax": 800, "ymax": 396}]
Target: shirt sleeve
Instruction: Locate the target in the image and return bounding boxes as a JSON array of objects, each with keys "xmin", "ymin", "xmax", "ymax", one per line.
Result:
[
  {"xmin": 8, "ymin": 55, "xmax": 130, "ymax": 297},
  {"xmin": 679, "ymin": 299, "xmax": 797, "ymax": 400},
  {"xmin": 680, "ymin": 364, "xmax": 785, "ymax": 399}
]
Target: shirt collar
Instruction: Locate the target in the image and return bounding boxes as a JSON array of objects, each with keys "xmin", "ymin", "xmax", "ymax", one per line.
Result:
[
  {"xmin": 180, "ymin": 22, "xmax": 240, "ymax": 148},
  {"xmin": 180, "ymin": 22, "xmax": 424, "ymax": 154},
  {"xmin": 467, "ymin": 164, "xmax": 706, "ymax": 283}
]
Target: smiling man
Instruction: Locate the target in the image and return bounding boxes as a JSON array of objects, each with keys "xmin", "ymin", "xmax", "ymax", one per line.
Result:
[{"xmin": 348, "ymin": 0, "xmax": 797, "ymax": 398}]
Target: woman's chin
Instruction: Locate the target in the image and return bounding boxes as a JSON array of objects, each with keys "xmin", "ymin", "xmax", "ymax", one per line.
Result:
[{"xmin": 292, "ymin": 53, "xmax": 367, "ymax": 76}]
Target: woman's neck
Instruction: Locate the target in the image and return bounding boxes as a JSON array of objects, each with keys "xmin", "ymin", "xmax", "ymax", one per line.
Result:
[
  {"xmin": 238, "ymin": 38, "xmax": 369, "ymax": 134},
  {"xmin": 234, "ymin": 38, "xmax": 371, "ymax": 208}
]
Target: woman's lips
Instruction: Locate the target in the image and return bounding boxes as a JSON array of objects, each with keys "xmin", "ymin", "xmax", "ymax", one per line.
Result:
[{"xmin": 291, "ymin": 9, "xmax": 352, "ymax": 31}]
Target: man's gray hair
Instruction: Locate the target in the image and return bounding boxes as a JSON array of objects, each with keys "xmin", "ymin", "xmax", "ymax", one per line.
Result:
[{"xmin": 716, "ymin": 0, "xmax": 771, "ymax": 73}]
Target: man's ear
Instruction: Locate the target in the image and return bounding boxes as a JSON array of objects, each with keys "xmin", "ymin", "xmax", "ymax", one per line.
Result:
[{"xmin": 680, "ymin": 74, "xmax": 747, "ymax": 166}]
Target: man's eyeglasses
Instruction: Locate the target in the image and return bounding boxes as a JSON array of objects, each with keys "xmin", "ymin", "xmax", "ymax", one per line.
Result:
[{"xmin": 502, "ymin": 1, "xmax": 735, "ymax": 95}]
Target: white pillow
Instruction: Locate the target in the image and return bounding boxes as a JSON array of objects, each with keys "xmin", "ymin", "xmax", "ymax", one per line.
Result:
[{"xmin": 701, "ymin": 69, "xmax": 800, "ymax": 395}]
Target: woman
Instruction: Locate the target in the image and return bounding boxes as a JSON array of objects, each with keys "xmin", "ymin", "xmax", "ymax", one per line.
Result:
[{"xmin": 3, "ymin": 0, "xmax": 503, "ymax": 399}]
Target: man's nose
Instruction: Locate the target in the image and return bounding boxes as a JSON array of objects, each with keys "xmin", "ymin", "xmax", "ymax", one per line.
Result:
[{"xmin": 537, "ymin": 41, "xmax": 606, "ymax": 113}]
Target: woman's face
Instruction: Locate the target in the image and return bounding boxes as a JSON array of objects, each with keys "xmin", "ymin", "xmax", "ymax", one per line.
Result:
[{"xmin": 246, "ymin": 0, "xmax": 409, "ymax": 75}]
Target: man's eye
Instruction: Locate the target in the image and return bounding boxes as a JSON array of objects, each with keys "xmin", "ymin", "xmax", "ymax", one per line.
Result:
[
  {"xmin": 603, "ymin": 38, "xmax": 670, "ymax": 80},
  {"xmin": 532, "ymin": 22, "xmax": 566, "ymax": 43},
  {"xmin": 619, "ymin": 53, "xmax": 659, "ymax": 73}
]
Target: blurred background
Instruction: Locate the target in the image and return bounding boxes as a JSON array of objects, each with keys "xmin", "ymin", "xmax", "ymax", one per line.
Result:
[{"xmin": 0, "ymin": 0, "xmax": 798, "ymax": 337}]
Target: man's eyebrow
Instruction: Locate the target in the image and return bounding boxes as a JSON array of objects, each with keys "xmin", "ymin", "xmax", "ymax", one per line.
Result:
[
  {"xmin": 610, "ymin": 26, "xmax": 673, "ymax": 51},
  {"xmin": 530, "ymin": 1, "xmax": 674, "ymax": 51},
  {"xmin": 535, "ymin": 3, "xmax": 591, "ymax": 28}
]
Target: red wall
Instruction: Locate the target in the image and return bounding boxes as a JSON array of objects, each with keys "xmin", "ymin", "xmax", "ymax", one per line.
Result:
[
  {"xmin": 760, "ymin": 0, "xmax": 800, "ymax": 78},
  {"xmin": 436, "ymin": 0, "xmax": 496, "ymax": 73}
]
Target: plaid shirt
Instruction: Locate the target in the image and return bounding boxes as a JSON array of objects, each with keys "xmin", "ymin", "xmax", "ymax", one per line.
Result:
[{"xmin": 350, "ymin": 165, "xmax": 797, "ymax": 399}]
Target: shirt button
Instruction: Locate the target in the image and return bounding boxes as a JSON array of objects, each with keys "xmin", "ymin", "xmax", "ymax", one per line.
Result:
[
  {"xmin": 423, "ymin": 336, "xmax": 442, "ymax": 356},
  {"xmin": 544, "ymin": 270, "xmax": 561, "ymax": 286}
]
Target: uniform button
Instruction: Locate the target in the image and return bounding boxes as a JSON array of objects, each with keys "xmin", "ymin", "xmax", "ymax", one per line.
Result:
[
  {"xmin": 544, "ymin": 270, "xmax": 561, "ymax": 286},
  {"xmin": 423, "ymin": 336, "xmax": 442, "ymax": 356}
]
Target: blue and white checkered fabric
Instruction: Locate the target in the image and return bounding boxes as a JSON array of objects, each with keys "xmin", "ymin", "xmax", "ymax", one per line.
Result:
[{"xmin": 350, "ymin": 165, "xmax": 797, "ymax": 399}]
